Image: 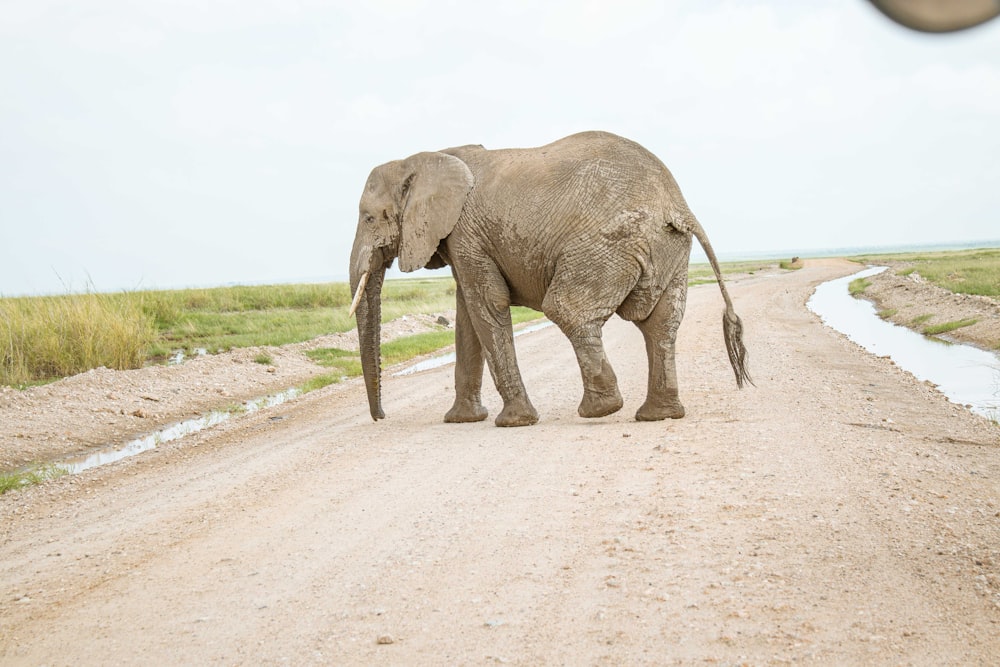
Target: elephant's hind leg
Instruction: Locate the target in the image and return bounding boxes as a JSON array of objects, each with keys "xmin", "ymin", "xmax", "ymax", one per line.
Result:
[
  {"xmin": 542, "ymin": 271, "xmax": 628, "ymax": 419},
  {"xmin": 634, "ymin": 270, "xmax": 688, "ymax": 421},
  {"xmin": 570, "ymin": 330, "xmax": 624, "ymax": 418}
]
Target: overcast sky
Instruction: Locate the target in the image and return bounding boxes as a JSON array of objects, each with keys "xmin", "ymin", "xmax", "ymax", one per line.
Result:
[{"xmin": 2, "ymin": 1, "xmax": 998, "ymax": 296}]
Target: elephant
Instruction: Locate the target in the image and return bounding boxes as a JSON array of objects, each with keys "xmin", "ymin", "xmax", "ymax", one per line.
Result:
[{"xmin": 348, "ymin": 131, "xmax": 751, "ymax": 427}]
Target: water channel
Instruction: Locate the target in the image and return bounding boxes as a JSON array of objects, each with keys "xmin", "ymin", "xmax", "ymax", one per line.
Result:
[{"xmin": 807, "ymin": 267, "xmax": 999, "ymax": 419}]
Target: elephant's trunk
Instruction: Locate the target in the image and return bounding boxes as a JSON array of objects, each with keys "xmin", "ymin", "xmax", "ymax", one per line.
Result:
[{"xmin": 351, "ymin": 260, "xmax": 387, "ymax": 421}]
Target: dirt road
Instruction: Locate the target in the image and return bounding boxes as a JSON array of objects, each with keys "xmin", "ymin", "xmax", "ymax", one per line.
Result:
[{"xmin": 2, "ymin": 258, "xmax": 999, "ymax": 665}]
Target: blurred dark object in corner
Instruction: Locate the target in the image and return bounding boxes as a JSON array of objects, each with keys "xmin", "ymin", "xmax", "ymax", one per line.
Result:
[{"xmin": 869, "ymin": 0, "xmax": 1000, "ymax": 32}]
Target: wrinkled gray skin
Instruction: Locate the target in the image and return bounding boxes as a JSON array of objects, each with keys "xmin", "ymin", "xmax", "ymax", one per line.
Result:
[{"xmin": 349, "ymin": 131, "xmax": 751, "ymax": 427}]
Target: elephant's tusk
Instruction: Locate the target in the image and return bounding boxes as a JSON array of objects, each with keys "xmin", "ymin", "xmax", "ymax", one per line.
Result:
[{"xmin": 348, "ymin": 271, "xmax": 369, "ymax": 318}]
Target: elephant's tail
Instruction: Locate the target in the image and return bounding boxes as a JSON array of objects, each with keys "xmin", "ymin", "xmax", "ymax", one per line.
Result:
[{"xmin": 689, "ymin": 218, "xmax": 753, "ymax": 389}]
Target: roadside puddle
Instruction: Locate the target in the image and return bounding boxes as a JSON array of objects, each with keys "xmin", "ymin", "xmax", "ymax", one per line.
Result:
[
  {"xmin": 56, "ymin": 388, "xmax": 301, "ymax": 475},
  {"xmin": 169, "ymin": 348, "xmax": 207, "ymax": 365},
  {"xmin": 808, "ymin": 267, "xmax": 1000, "ymax": 418},
  {"xmin": 38, "ymin": 320, "xmax": 552, "ymax": 477}
]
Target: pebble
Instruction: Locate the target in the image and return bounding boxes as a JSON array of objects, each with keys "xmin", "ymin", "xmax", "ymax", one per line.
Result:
[{"xmin": 376, "ymin": 634, "xmax": 394, "ymax": 645}]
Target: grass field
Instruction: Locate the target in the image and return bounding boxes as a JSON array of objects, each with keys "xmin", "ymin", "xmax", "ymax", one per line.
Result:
[
  {"xmin": 17, "ymin": 252, "xmax": 970, "ymax": 388},
  {"xmin": 852, "ymin": 248, "xmax": 1000, "ymax": 298},
  {"xmin": 142, "ymin": 278, "xmax": 467, "ymax": 359},
  {"xmin": 0, "ymin": 291, "xmax": 156, "ymax": 387},
  {"xmin": 0, "ymin": 275, "xmax": 549, "ymax": 387},
  {"xmin": 688, "ymin": 259, "xmax": 776, "ymax": 285}
]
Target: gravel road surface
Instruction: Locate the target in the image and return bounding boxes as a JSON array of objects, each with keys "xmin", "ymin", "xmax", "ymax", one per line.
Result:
[{"xmin": 2, "ymin": 258, "xmax": 998, "ymax": 665}]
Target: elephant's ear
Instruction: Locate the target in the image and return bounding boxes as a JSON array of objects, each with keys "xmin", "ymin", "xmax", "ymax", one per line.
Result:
[{"xmin": 397, "ymin": 152, "xmax": 474, "ymax": 272}]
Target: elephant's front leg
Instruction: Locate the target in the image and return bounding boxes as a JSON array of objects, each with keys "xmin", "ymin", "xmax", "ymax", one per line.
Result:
[
  {"xmin": 444, "ymin": 283, "xmax": 488, "ymax": 423},
  {"xmin": 457, "ymin": 265, "xmax": 538, "ymax": 427}
]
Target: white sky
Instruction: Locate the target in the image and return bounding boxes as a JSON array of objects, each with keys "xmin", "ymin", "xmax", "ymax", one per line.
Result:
[{"xmin": 1, "ymin": 0, "xmax": 998, "ymax": 296}]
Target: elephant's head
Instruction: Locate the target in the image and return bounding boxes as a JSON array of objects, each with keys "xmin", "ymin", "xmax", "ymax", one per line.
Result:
[{"xmin": 349, "ymin": 151, "xmax": 474, "ymax": 421}]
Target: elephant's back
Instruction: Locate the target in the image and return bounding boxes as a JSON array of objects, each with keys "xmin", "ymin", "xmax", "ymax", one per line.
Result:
[
  {"xmin": 544, "ymin": 132, "xmax": 696, "ymax": 236},
  {"xmin": 448, "ymin": 132, "xmax": 694, "ymax": 305}
]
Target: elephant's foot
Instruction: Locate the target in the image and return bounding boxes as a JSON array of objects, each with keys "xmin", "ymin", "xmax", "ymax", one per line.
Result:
[
  {"xmin": 495, "ymin": 398, "xmax": 539, "ymax": 427},
  {"xmin": 578, "ymin": 356, "xmax": 623, "ymax": 418},
  {"xmin": 444, "ymin": 398, "xmax": 488, "ymax": 423},
  {"xmin": 578, "ymin": 388, "xmax": 624, "ymax": 418},
  {"xmin": 635, "ymin": 394, "xmax": 685, "ymax": 421}
]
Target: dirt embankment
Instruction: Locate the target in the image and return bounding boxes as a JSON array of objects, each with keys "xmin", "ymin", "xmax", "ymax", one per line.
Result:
[
  {"xmin": 1, "ymin": 258, "xmax": 999, "ymax": 665},
  {"xmin": 860, "ymin": 263, "xmax": 1000, "ymax": 352}
]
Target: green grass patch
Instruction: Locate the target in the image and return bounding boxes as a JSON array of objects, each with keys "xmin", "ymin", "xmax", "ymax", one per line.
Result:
[
  {"xmin": 306, "ymin": 347, "xmax": 364, "ymax": 378},
  {"xmin": 779, "ymin": 258, "xmax": 804, "ymax": 270},
  {"xmin": 149, "ymin": 303, "xmax": 353, "ymax": 359},
  {"xmin": 877, "ymin": 309, "xmax": 897, "ymax": 320},
  {"xmin": 511, "ymin": 306, "xmax": 543, "ymax": 325},
  {"xmin": 848, "ymin": 278, "xmax": 871, "ymax": 296},
  {"xmin": 306, "ymin": 347, "xmax": 356, "ymax": 364},
  {"xmin": 923, "ymin": 318, "xmax": 978, "ymax": 336},
  {"xmin": 253, "ymin": 353, "xmax": 273, "ymax": 365},
  {"xmin": 0, "ymin": 463, "xmax": 69, "ymax": 496},
  {"xmin": 299, "ymin": 373, "xmax": 344, "ymax": 393},
  {"xmin": 382, "ymin": 330, "xmax": 457, "ymax": 365},
  {"xmin": 149, "ymin": 277, "xmax": 460, "ymax": 359},
  {"xmin": 911, "ymin": 314, "xmax": 933, "ymax": 327}
]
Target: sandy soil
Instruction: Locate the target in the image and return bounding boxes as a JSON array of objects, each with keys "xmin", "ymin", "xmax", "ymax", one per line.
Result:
[{"xmin": 2, "ymin": 258, "xmax": 999, "ymax": 665}]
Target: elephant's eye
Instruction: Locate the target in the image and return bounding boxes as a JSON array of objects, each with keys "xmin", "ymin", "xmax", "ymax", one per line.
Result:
[{"xmin": 363, "ymin": 214, "xmax": 375, "ymax": 225}]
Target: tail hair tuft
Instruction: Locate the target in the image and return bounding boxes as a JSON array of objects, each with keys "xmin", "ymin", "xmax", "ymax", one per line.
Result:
[{"xmin": 723, "ymin": 308, "xmax": 753, "ymax": 389}]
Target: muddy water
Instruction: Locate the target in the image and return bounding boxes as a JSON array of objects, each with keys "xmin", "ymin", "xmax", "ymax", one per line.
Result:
[{"xmin": 808, "ymin": 267, "xmax": 1000, "ymax": 419}]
